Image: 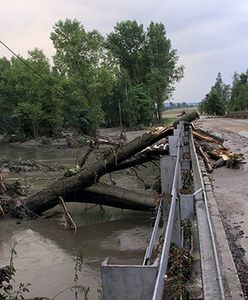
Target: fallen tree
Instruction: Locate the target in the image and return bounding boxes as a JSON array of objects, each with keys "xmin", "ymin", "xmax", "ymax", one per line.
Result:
[
  {"xmin": 73, "ymin": 183, "xmax": 157, "ymax": 211},
  {"xmin": 193, "ymin": 127, "xmax": 245, "ymax": 170},
  {"xmin": 0, "ymin": 111, "xmax": 200, "ymax": 216},
  {"xmin": 23, "ymin": 126, "xmax": 174, "ymax": 214}
]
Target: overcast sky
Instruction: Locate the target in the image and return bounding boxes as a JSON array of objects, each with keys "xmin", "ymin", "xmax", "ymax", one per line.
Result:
[{"xmin": 1, "ymin": 0, "xmax": 248, "ymax": 102}]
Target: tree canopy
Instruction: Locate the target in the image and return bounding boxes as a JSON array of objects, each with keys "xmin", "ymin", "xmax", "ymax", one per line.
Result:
[
  {"xmin": 199, "ymin": 71, "xmax": 248, "ymax": 115},
  {"xmin": 0, "ymin": 18, "xmax": 183, "ymax": 137},
  {"xmin": 199, "ymin": 73, "xmax": 229, "ymax": 115},
  {"xmin": 106, "ymin": 21, "xmax": 183, "ymax": 123}
]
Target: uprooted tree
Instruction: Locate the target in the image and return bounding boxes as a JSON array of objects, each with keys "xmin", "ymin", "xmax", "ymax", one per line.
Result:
[
  {"xmin": 1, "ymin": 111, "xmax": 195, "ymax": 216},
  {"xmin": 1, "ymin": 110, "xmax": 243, "ymax": 218}
]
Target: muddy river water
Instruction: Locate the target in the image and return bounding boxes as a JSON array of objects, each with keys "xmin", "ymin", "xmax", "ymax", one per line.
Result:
[{"xmin": 0, "ymin": 145, "xmax": 155, "ymax": 299}]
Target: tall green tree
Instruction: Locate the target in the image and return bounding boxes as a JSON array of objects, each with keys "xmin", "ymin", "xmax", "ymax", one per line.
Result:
[
  {"xmin": 13, "ymin": 102, "xmax": 42, "ymax": 138},
  {"xmin": 0, "ymin": 18, "xmax": 184, "ymax": 135},
  {"xmin": 50, "ymin": 19, "xmax": 116, "ymax": 134},
  {"xmin": 145, "ymin": 22, "xmax": 184, "ymax": 122},
  {"xmin": 200, "ymin": 92, "xmax": 225, "ymax": 115},
  {"xmin": 211, "ymin": 72, "xmax": 230, "ymax": 106},
  {"xmin": 230, "ymin": 72, "xmax": 248, "ymax": 111},
  {"xmin": 106, "ymin": 20, "xmax": 145, "ymax": 83},
  {"xmin": 0, "ymin": 49, "xmax": 63, "ymax": 136},
  {"xmin": 0, "ymin": 57, "xmax": 12, "ymax": 132},
  {"xmin": 106, "ymin": 20, "xmax": 183, "ymax": 125},
  {"xmin": 199, "ymin": 72, "xmax": 229, "ymax": 115}
]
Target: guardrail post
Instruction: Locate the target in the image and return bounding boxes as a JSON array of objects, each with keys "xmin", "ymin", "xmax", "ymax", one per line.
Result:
[
  {"xmin": 180, "ymin": 194, "xmax": 194, "ymax": 219},
  {"xmin": 171, "ymin": 197, "xmax": 181, "ymax": 246},
  {"xmin": 160, "ymin": 155, "xmax": 176, "ymax": 228},
  {"xmin": 172, "ymin": 125, "xmax": 183, "ymax": 247},
  {"xmin": 180, "ymin": 126, "xmax": 194, "ymax": 221},
  {"xmin": 163, "ymin": 126, "xmax": 182, "ymax": 247}
]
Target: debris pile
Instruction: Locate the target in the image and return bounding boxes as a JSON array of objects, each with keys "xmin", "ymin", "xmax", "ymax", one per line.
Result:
[
  {"xmin": 192, "ymin": 127, "xmax": 245, "ymax": 172},
  {"xmin": 0, "ymin": 158, "xmax": 57, "ymax": 173}
]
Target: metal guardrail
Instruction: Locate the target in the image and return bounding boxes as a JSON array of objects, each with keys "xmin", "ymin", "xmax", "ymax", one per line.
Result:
[
  {"xmin": 152, "ymin": 125, "xmax": 183, "ymax": 300},
  {"xmin": 151, "ymin": 124, "xmax": 225, "ymax": 300},
  {"xmin": 101, "ymin": 122, "xmax": 226, "ymax": 300},
  {"xmin": 189, "ymin": 128, "xmax": 225, "ymax": 300},
  {"xmin": 143, "ymin": 201, "xmax": 162, "ymax": 266}
]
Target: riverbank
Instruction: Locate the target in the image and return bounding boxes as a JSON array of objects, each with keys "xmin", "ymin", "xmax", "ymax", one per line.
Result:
[{"xmin": 0, "ymin": 130, "xmax": 158, "ymax": 299}]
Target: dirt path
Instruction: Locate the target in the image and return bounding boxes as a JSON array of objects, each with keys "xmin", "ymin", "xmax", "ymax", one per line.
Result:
[{"xmin": 194, "ymin": 117, "xmax": 248, "ymax": 298}]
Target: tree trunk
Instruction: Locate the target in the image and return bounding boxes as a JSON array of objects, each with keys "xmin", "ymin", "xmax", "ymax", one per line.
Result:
[
  {"xmin": 23, "ymin": 111, "xmax": 199, "ymax": 214},
  {"xmin": 24, "ymin": 126, "xmax": 173, "ymax": 213},
  {"xmin": 23, "ymin": 183, "xmax": 157, "ymax": 214},
  {"xmin": 173, "ymin": 110, "xmax": 199, "ymax": 126},
  {"xmin": 157, "ymin": 99, "xmax": 163, "ymax": 123},
  {"xmin": 66, "ymin": 183, "xmax": 156, "ymax": 211},
  {"xmin": 195, "ymin": 141, "xmax": 213, "ymax": 173}
]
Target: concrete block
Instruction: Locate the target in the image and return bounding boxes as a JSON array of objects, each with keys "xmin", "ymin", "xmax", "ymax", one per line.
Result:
[
  {"xmin": 181, "ymin": 159, "xmax": 191, "ymax": 170},
  {"xmin": 171, "ymin": 198, "xmax": 181, "ymax": 246},
  {"xmin": 168, "ymin": 136, "xmax": 178, "ymax": 156},
  {"xmin": 160, "ymin": 156, "xmax": 177, "ymax": 194},
  {"xmin": 180, "ymin": 194, "xmax": 194, "ymax": 219},
  {"xmin": 101, "ymin": 258, "xmax": 158, "ymax": 300}
]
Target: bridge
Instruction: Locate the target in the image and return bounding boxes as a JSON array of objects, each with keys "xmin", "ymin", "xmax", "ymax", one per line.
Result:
[{"xmin": 100, "ymin": 121, "xmax": 244, "ymax": 300}]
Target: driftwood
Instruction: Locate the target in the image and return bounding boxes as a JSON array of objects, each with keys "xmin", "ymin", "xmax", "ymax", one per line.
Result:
[
  {"xmin": 193, "ymin": 130, "xmax": 222, "ymax": 145},
  {"xmin": 193, "ymin": 128, "xmax": 224, "ymax": 144},
  {"xmin": 59, "ymin": 196, "xmax": 77, "ymax": 235},
  {"xmin": 195, "ymin": 142, "xmax": 213, "ymax": 173},
  {"xmin": 213, "ymin": 158, "xmax": 225, "ymax": 168},
  {"xmin": 1, "ymin": 110, "xmax": 243, "ymax": 219},
  {"xmin": 193, "ymin": 124, "xmax": 245, "ymax": 171}
]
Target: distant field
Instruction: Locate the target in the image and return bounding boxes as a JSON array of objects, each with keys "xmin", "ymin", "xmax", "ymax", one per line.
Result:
[{"xmin": 162, "ymin": 107, "xmax": 197, "ymax": 119}]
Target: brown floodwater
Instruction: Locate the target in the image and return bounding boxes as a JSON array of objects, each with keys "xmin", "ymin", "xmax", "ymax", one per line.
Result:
[{"xmin": 0, "ymin": 145, "xmax": 155, "ymax": 300}]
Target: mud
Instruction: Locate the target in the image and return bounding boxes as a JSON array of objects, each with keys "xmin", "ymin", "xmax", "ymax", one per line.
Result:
[
  {"xmin": 0, "ymin": 129, "xmax": 157, "ymax": 300},
  {"xmin": 195, "ymin": 117, "xmax": 248, "ymax": 298}
]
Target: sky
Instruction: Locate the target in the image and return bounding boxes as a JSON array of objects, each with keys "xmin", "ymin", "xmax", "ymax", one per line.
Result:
[{"xmin": 1, "ymin": 0, "xmax": 248, "ymax": 103}]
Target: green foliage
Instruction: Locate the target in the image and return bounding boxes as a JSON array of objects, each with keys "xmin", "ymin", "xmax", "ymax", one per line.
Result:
[
  {"xmin": 0, "ymin": 57, "xmax": 13, "ymax": 132},
  {"xmin": 144, "ymin": 22, "xmax": 184, "ymax": 122},
  {"xmin": 199, "ymin": 92, "xmax": 225, "ymax": 116},
  {"xmin": 106, "ymin": 20, "xmax": 183, "ymax": 126},
  {"xmin": 199, "ymin": 72, "xmax": 229, "ymax": 115},
  {"xmin": 0, "ymin": 50, "xmax": 63, "ymax": 137},
  {"xmin": 13, "ymin": 102, "xmax": 42, "ymax": 138},
  {"xmin": 50, "ymin": 19, "xmax": 115, "ymax": 134},
  {"xmin": 200, "ymin": 70, "xmax": 248, "ymax": 115},
  {"xmin": 0, "ymin": 242, "xmax": 31, "ymax": 300},
  {"xmin": 229, "ymin": 72, "xmax": 248, "ymax": 111},
  {"xmin": 106, "ymin": 20, "xmax": 145, "ymax": 83},
  {"xmin": 0, "ymin": 18, "xmax": 183, "ymax": 135},
  {"xmin": 122, "ymin": 84, "xmax": 154, "ymax": 127}
]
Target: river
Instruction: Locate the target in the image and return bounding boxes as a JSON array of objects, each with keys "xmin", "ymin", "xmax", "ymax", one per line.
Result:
[{"xmin": 0, "ymin": 144, "xmax": 155, "ymax": 300}]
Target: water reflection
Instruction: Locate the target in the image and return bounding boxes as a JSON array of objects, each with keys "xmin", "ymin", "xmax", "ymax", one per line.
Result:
[
  {"xmin": 0, "ymin": 144, "xmax": 155, "ymax": 299},
  {"xmin": 0, "ymin": 144, "xmax": 83, "ymax": 162},
  {"xmin": 0, "ymin": 208, "xmax": 152, "ymax": 299}
]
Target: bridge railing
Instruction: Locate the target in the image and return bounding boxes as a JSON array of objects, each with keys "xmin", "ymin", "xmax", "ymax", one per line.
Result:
[
  {"xmin": 101, "ymin": 121, "xmax": 225, "ymax": 300},
  {"xmin": 152, "ymin": 130, "xmax": 182, "ymax": 299}
]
